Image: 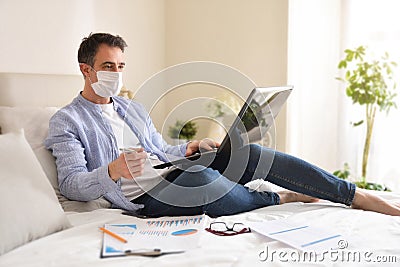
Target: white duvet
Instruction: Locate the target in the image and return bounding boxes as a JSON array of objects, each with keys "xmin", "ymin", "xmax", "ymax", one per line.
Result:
[{"xmin": 1, "ymin": 192, "xmax": 400, "ymax": 267}]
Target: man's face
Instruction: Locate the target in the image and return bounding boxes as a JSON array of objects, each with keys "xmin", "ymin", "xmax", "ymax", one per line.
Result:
[{"xmin": 83, "ymin": 44, "xmax": 126, "ymax": 83}]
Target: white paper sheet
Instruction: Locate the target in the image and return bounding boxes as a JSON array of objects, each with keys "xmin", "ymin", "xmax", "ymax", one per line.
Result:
[
  {"xmin": 101, "ymin": 214, "xmax": 205, "ymax": 258},
  {"xmin": 247, "ymin": 218, "xmax": 345, "ymax": 254}
]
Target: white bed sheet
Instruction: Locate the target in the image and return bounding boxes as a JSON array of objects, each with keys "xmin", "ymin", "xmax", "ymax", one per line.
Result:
[{"xmin": 1, "ymin": 192, "xmax": 399, "ymax": 267}]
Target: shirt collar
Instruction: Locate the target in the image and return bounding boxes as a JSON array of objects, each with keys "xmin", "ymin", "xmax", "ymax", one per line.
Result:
[{"xmin": 76, "ymin": 93, "xmax": 122, "ymax": 113}]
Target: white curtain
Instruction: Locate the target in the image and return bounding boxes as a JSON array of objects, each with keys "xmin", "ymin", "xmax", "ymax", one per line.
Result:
[{"xmin": 287, "ymin": 0, "xmax": 400, "ymax": 192}]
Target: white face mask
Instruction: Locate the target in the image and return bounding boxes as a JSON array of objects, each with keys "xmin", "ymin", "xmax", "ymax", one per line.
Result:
[{"xmin": 90, "ymin": 70, "xmax": 123, "ymax": 97}]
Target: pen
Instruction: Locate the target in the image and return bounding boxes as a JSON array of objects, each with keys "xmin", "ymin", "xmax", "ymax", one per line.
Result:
[
  {"xmin": 99, "ymin": 227, "xmax": 128, "ymax": 243},
  {"xmin": 119, "ymin": 148, "xmax": 139, "ymax": 154},
  {"xmin": 124, "ymin": 248, "xmax": 162, "ymax": 256}
]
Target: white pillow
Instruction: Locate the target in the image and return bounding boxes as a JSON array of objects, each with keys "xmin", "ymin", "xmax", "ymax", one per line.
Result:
[
  {"xmin": 0, "ymin": 106, "xmax": 111, "ymax": 211},
  {"xmin": 0, "ymin": 106, "xmax": 60, "ymax": 197},
  {"xmin": 0, "ymin": 130, "xmax": 71, "ymax": 255}
]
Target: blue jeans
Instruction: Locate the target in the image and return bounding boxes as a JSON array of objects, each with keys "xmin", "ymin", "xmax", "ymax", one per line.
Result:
[{"xmin": 134, "ymin": 144, "xmax": 356, "ymax": 218}]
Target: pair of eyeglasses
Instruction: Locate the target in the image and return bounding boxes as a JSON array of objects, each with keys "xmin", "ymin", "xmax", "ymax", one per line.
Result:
[{"xmin": 205, "ymin": 222, "xmax": 251, "ymax": 236}]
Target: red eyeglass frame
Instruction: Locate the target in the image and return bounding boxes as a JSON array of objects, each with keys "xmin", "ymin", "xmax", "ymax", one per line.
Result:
[{"xmin": 205, "ymin": 222, "xmax": 251, "ymax": 236}]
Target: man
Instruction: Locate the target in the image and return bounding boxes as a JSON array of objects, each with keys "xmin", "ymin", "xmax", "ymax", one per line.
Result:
[{"xmin": 45, "ymin": 33, "xmax": 400, "ymax": 217}]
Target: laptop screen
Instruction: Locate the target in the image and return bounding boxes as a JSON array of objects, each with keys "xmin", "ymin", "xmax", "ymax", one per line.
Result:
[
  {"xmin": 217, "ymin": 86, "xmax": 293, "ymax": 155},
  {"xmin": 153, "ymin": 86, "xmax": 293, "ymax": 170}
]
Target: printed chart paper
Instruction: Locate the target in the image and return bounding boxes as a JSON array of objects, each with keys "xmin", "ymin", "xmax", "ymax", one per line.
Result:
[{"xmin": 101, "ymin": 215, "xmax": 205, "ymax": 258}]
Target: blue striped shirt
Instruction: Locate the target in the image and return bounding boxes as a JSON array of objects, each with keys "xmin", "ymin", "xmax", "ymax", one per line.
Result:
[{"xmin": 45, "ymin": 94, "xmax": 187, "ymax": 212}]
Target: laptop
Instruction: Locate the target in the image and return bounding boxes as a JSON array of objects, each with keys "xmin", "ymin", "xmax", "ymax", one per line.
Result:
[{"xmin": 153, "ymin": 86, "xmax": 293, "ymax": 169}]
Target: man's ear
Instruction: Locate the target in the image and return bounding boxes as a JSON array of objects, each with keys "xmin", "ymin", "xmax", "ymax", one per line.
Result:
[{"xmin": 79, "ymin": 63, "xmax": 91, "ymax": 78}]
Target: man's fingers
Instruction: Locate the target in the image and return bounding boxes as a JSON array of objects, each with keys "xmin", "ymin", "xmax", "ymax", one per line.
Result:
[
  {"xmin": 125, "ymin": 151, "xmax": 147, "ymax": 160},
  {"xmin": 133, "ymin": 147, "xmax": 144, "ymax": 152},
  {"xmin": 127, "ymin": 164, "xmax": 145, "ymax": 178},
  {"xmin": 200, "ymin": 143, "xmax": 212, "ymax": 152},
  {"xmin": 118, "ymin": 151, "xmax": 146, "ymax": 179},
  {"xmin": 126, "ymin": 157, "xmax": 146, "ymax": 165},
  {"xmin": 199, "ymin": 138, "xmax": 219, "ymax": 151}
]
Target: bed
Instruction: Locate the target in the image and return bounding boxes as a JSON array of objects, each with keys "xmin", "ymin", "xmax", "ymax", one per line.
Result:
[{"xmin": 1, "ymin": 73, "xmax": 399, "ymax": 267}]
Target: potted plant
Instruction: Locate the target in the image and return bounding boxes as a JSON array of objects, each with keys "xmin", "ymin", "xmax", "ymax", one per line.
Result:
[
  {"xmin": 205, "ymin": 93, "xmax": 242, "ymax": 119},
  {"xmin": 168, "ymin": 120, "xmax": 198, "ymax": 144},
  {"xmin": 206, "ymin": 101, "xmax": 225, "ymax": 118},
  {"xmin": 335, "ymin": 45, "xmax": 397, "ymax": 190}
]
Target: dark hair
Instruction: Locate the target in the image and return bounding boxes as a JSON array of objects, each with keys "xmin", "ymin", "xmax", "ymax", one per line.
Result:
[{"xmin": 77, "ymin": 33, "xmax": 127, "ymax": 67}]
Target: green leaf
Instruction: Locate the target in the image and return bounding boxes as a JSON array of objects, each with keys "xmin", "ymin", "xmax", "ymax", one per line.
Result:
[
  {"xmin": 338, "ymin": 61, "xmax": 347, "ymax": 69},
  {"xmin": 333, "ymin": 163, "xmax": 351, "ymax": 179},
  {"xmin": 352, "ymin": 120, "xmax": 364, "ymax": 127}
]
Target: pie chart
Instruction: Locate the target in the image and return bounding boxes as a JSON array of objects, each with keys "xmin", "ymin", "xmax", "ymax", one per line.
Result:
[{"xmin": 171, "ymin": 229, "xmax": 198, "ymax": 236}]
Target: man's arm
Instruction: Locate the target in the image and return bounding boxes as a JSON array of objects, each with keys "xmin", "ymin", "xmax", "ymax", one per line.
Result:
[{"xmin": 45, "ymin": 111, "xmax": 119, "ymax": 202}]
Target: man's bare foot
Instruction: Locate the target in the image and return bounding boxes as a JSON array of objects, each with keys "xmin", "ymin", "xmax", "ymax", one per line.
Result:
[
  {"xmin": 277, "ymin": 190, "xmax": 319, "ymax": 204},
  {"xmin": 352, "ymin": 188, "xmax": 400, "ymax": 216}
]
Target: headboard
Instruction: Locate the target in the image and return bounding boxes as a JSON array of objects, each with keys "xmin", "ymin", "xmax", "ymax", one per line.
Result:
[{"xmin": 0, "ymin": 72, "xmax": 82, "ymax": 107}]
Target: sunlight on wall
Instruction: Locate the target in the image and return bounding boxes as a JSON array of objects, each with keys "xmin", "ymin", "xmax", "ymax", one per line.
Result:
[{"xmin": 287, "ymin": 0, "xmax": 342, "ymax": 170}]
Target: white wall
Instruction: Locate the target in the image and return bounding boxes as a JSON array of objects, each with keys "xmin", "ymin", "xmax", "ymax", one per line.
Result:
[
  {"xmin": 164, "ymin": 0, "xmax": 289, "ymax": 150},
  {"xmin": 287, "ymin": 0, "xmax": 342, "ymax": 171},
  {"xmin": 0, "ymin": 0, "xmax": 289, "ymax": 150},
  {"xmin": 0, "ymin": 0, "xmax": 165, "ymax": 107},
  {"xmin": 0, "ymin": 0, "xmax": 92, "ymax": 75}
]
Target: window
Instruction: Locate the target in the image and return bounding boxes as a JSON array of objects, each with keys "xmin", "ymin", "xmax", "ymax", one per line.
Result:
[{"xmin": 288, "ymin": 0, "xmax": 400, "ymax": 192}]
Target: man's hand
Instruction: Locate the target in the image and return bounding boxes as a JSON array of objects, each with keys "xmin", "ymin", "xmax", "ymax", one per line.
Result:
[
  {"xmin": 185, "ymin": 138, "xmax": 220, "ymax": 156},
  {"xmin": 108, "ymin": 148, "xmax": 147, "ymax": 181}
]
